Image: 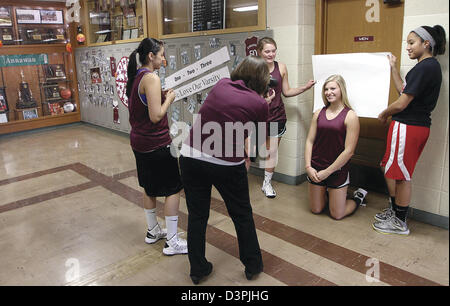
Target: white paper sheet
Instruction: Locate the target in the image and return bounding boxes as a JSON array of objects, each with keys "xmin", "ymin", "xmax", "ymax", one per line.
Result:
[{"xmin": 312, "ymin": 52, "xmax": 391, "ymax": 118}]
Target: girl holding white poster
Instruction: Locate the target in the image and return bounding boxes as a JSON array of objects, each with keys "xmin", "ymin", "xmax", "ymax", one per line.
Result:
[
  {"xmin": 257, "ymin": 37, "xmax": 315, "ymax": 198},
  {"xmin": 305, "ymin": 75, "xmax": 367, "ymax": 220},
  {"xmin": 374, "ymin": 25, "xmax": 447, "ymax": 235}
]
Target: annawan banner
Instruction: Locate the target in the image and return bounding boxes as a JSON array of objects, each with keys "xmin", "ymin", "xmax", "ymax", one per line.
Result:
[{"xmin": 0, "ymin": 53, "xmax": 49, "ymax": 67}]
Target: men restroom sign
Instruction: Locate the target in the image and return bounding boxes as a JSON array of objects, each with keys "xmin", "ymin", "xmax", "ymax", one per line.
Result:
[{"xmin": 354, "ymin": 36, "xmax": 374, "ymax": 42}]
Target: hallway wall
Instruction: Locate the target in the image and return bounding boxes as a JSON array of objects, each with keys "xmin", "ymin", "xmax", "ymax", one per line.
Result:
[{"xmin": 401, "ymin": 0, "xmax": 449, "ymax": 218}]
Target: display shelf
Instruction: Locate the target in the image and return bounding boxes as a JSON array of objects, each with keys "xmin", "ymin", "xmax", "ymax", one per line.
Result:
[
  {"xmin": 151, "ymin": 0, "xmax": 266, "ymax": 39},
  {"xmin": 81, "ymin": 0, "xmax": 147, "ymax": 46},
  {"xmin": 0, "ymin": 2, "xmax": 80, "ymax": 135}
]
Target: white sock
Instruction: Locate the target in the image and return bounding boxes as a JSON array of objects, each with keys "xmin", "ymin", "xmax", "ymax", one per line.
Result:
[
  {"xmin": 165, "ymin": 215, "xmax": 179, "ymax": 241},
  {"xmin": 144, "ymin": 208, "xmax": 158, "ymax": 231},
  {"xmin": 264, "ymin": 171, "xmax": 273, "ymax": 184}
]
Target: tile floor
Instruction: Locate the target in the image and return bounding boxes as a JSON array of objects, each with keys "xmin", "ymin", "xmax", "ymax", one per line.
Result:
[{"xmin": 0, "ymin": 123, "xmax": 448, "ymax": 286}]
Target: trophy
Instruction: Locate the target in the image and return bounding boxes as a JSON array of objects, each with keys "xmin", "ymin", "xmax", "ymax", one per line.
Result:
[{"xmin": 16, "ymin": 70, "xmax": 37, "ymax": 109}]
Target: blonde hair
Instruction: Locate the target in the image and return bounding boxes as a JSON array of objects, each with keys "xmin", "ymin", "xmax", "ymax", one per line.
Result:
[{"xmin": 322, "ymin": 75, "xmax": 352, "ymax": 109}]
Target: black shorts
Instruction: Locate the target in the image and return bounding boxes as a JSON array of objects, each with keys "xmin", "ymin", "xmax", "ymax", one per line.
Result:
[
  {"xmin": 267, "ymin": 120, "xmax": 287, "ymax": 138},
  {"xmin": 133, "ymin": 145, "xmax": 183, "ymax": 197},
  {"xmin": 307, "ymin": 170, "xmax": 350, "ymax": 189}
]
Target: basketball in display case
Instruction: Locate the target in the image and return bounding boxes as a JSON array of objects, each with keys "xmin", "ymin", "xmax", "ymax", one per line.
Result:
[{"xmin": 63, "ymin": 101, "xmax": 75, "ymax": 113}]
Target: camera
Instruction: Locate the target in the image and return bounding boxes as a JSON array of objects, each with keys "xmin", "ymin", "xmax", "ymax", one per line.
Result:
[{"xmin": 264, "ymin": 76, "xmax": 278, "ymax": 97}]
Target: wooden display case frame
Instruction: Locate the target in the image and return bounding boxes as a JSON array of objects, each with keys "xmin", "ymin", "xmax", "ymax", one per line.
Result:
[
  {"xmin": 147, "ymin": 0, "xmax": 267, "ymax": 39},
  {"xmin": 0, "ymin": 1, "xmax": 80, "ymax": 135},
  {"xmin": 80, "ymin": 0, "xmax": 148, "ymax": 47}
]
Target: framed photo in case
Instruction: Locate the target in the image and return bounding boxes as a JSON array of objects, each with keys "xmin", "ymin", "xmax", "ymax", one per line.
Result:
[
  {"xmin": 0, "ymin": 87, "xmax": 9, "ymax": 112},
  {"xmin": 0, "ymin": 6, "xmax": 12, "ymax": 26},
  {"xmin": 22, "ymin": 108, "xmax": 38, "ymax": 120},
  {"xmin": 16, "ymin": 9, "xmax": 41, "ymax": 24},
  {"xmin": 40, "ymin": 10, "xmax": 64, "ymax": 24}
]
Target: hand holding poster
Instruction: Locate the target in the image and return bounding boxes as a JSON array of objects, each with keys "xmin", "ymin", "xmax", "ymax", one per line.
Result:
[{"xmin": 312, "ymin": 52, "xmax": 391, "ymax": 118}]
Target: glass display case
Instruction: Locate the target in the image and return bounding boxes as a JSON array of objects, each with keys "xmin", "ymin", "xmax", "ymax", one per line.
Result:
[
  {"xmin": 84, "ymin": 0, "xmax": 146, "ymax": 45},
  {"xmin": 160, "ymin": 0, "xmax": 264, "ymax": 37},
  {"xmin": 0, "ymin": 51, "xmax": 78, "ymax": 124},
  {"xmin": 0, "ymin": 5, "xmax": 68, "ymax": 45},
  {"xmin": 0, "ymin": 1, "xmax": 80, "ymax": 135}
]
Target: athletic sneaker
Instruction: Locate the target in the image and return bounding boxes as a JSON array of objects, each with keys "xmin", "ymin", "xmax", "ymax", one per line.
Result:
[
  {"xmin": 374, "ymin": 207, "xmax": 395, "ymax": 222},
  {"xmin": 262, "ymin": 181, "xmax": 276, "ymax": 198},
  {"xmin": 372, "ymin": 216, "xmax": 410, "ymax": 235},
  {"xmin": 374, "ymin": 198, "xmax": 394, "ymax": 222},
  {"xmin": 163, "ymin": 234, "xmax": 188, "ymax": 256},
  {"xmin": 353, "ymin": 188, "xmax": 368, "ymax": 206},
  {"xmin": 145, "ymin": 224, "xmax": 167, "ymax": 244}
]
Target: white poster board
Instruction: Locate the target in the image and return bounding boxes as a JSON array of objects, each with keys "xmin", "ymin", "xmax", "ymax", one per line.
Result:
[{"xmin": 312, "ymin": 52, "xmax": 391, "ymax": 118}]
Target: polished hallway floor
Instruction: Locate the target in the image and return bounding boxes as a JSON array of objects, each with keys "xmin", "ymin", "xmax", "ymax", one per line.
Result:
[{"xmin": 0, "ymin": 123, "xmax": 448, "ymax": 286}]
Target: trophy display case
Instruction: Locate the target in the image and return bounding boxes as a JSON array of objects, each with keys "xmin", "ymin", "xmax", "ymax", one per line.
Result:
[
  {"xmin": 83, "ymin": 0, "xmax": 147, "ymax": 46},
  {"xmin": 0, "ymin": 1, "xmax": 80, "ymax": 135},
  {"xmin": 0, "ymin": 5, "xmax": 68, "ymax": 45},
  {"xmin": 0, "ymin": 51, "xmax": 78, "ymax": 125}
]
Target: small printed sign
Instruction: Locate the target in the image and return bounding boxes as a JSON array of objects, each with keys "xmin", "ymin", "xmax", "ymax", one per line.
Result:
[
  {"xmin": 354, "ymin": 36, "xmax": 374, "ymax": 42},
  {"xmin": 0, "ymin": 53, "xmax": 49, "ymax": 67}
]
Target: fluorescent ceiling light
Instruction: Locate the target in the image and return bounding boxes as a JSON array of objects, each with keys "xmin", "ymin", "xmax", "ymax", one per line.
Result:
[
  {"xmin": 164, "ymin": 18, "xmax": 173, "ymax": 22},
  {"xmin": 233, "ymin": 5, "xmax": 258, "ymax": 12}
]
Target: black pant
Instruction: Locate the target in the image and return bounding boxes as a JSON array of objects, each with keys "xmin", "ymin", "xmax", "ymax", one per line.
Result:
[{"xmin": 179, "ymin": 156, "xmax": 263, "ymax": 277}]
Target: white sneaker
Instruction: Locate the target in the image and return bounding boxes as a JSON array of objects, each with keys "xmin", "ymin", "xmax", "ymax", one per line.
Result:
[
  {"xmin": 145, "ymin": 224, "xmax": 167, "ymax": 244},
  {"xmin": 262, "ymin": 181, "xmax": 276, "ymax": 198},
  {"xmin": 163, "ymin": 234, "xmax": 188, "ymax": 256},
  {"xmin": 372, "ymin": 216, "xmax": 410, "ymax": 235}
]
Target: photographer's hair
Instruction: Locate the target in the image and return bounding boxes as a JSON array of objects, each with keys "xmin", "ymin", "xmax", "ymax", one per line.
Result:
[
  {"xmin": 126, "ymin": 38, "xmax": 163, "ymax": 98},
  {"xmin": 256, "ymin": 37, "xmax": 277, "ymax": 52},
  {"xmin": 231, "ymin": 55, "xmax": 270, "ymax": 95},
  {"xmin": 322, "ymin": 74, "xmax": 352, "ymax": 109},
  {"xmin": 412, "ymin": 25, "xmax": 446, "ymax": 57}
]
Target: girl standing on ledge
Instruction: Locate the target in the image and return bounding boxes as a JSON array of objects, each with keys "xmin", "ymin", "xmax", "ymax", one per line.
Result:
[{"xmin": 257, "ymin": 37, "xmax": 316, "ymax": 198}]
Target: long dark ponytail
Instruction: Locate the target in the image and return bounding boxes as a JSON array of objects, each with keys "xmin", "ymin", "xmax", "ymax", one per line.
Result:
[
  {"xmin": 420, "ymin": 25, "xmax": 447, "ymax": 57},
  {"xmin": 126, "ymin": 38, "xmax": 163, "ymax": 98}
]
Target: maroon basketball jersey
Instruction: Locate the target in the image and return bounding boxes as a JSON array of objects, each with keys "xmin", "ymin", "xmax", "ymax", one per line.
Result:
[
  {"xmin": 128, "ymin": 69, "xmax": 171, "ymax": 152},
  {"xmin": 311, "ymin": 107, "xmax": 350, "ymax": 171},
  {"xmin": 268, "ymin": 61, "xmax": 286, "ymax": 122}
]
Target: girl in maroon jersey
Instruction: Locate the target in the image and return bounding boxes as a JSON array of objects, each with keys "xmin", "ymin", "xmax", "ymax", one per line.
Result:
[
  {"xmin": 257, "ymin": 37, "xmax": 315, "ymax": 198},
  {"xmin": 126, "ymin": 38, "xmax": 187, "ymax": 255},
  {"xmin": 305, "ymin": 75, "xmax": 367, "ymax": 220}
]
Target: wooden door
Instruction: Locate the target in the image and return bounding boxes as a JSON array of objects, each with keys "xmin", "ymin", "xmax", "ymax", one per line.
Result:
[{"xmin": 316, "ymin": 0, "xmax": 404, "ymax": 166}]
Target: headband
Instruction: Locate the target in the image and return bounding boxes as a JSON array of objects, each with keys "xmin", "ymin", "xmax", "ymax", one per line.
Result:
[{"xmin": 413, "ymin": 27, "xmax": 436, "ymax": 49}]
